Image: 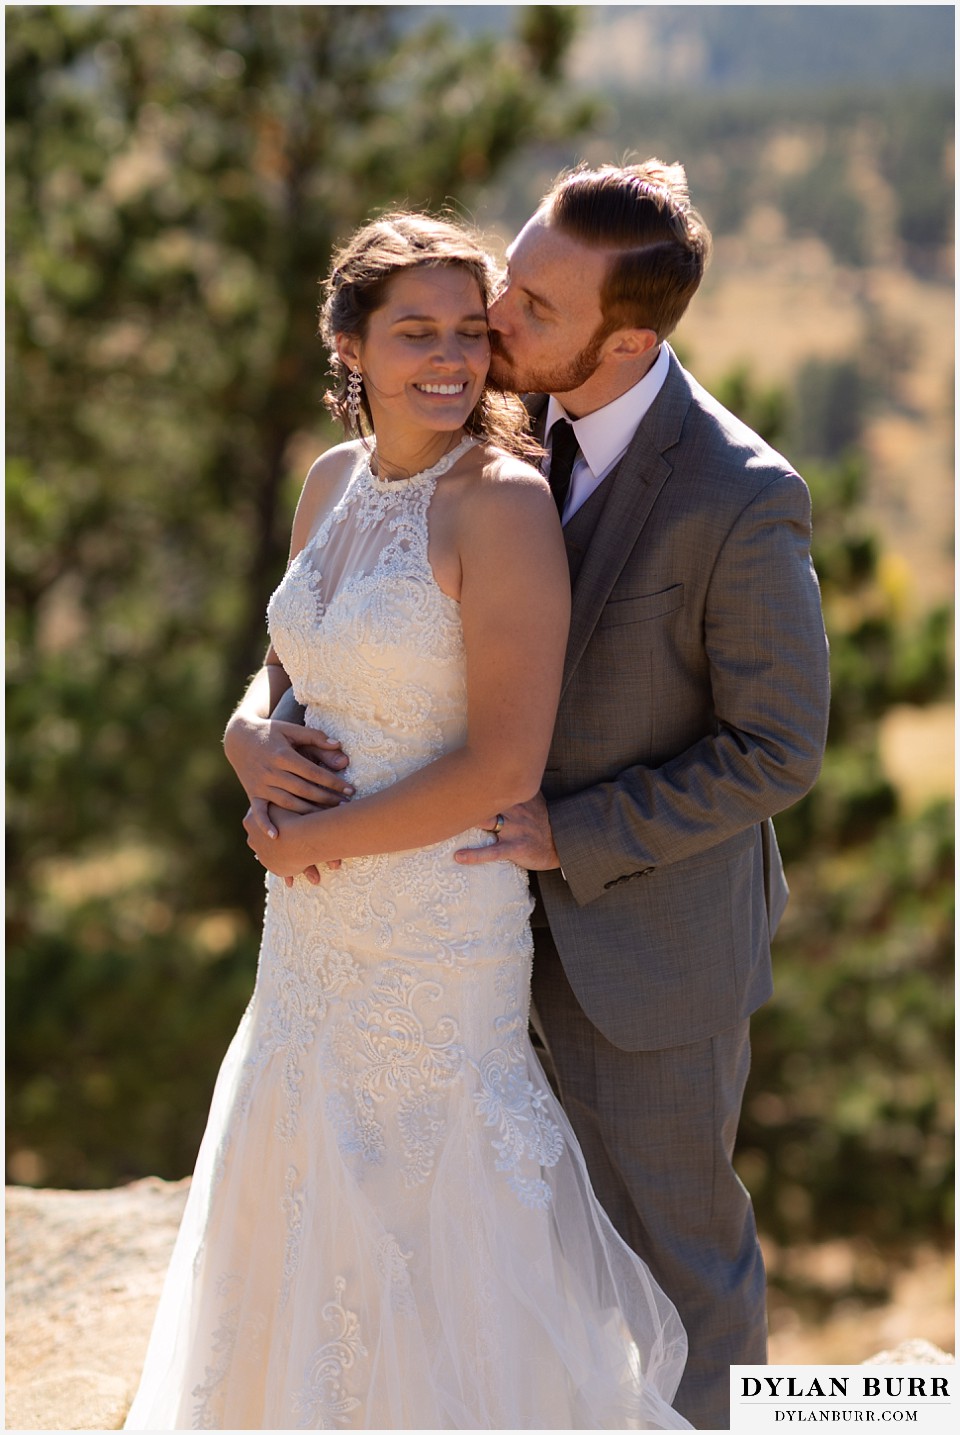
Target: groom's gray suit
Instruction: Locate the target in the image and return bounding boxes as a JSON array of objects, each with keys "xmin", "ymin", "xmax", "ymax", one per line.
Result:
[{"xmin": 528, "ymin": 346, "xmax": 830, "ymax": 1428}]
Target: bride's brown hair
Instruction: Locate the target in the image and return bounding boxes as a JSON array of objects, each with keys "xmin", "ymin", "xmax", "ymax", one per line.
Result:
[{"xmin": 320, "ymin": 212, "xmax": 541, "ymax": 461}]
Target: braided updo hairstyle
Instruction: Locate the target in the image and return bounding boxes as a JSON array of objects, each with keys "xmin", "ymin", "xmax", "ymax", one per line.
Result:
[{"xmin": 319, "ymin": 212, "xmax": 540, "ymax": 461}]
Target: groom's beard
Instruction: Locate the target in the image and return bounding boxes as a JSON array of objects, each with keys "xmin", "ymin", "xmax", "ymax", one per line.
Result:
[{"xmin": 488, "ymin": 330, "xmax": 604, "ymax": 397}]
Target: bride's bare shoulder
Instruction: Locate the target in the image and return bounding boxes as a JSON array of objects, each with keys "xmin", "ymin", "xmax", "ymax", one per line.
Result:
[
  {"xmin": 467, "ymin": 442, "xmax": 548, "ymax": 495},
  {"xmin": 462, "ymin": 443, "xmax": 552, "ymax": 516},
  {"xmin": 290, "ymin": 440, "xmax": 364, "ymax": 553},
  {"xmin": 302, "ymin": 440, "xmax": 364, "ymax": 498},
  {"xmin": 449, "ymin": 442, "xmax": 560, "ymax": 560}
]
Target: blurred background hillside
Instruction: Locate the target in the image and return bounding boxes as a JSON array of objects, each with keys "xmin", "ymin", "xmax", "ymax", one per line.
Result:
[{"xmin": 6, "ymin": 4, "xmax": 954, "ymax": 1359}]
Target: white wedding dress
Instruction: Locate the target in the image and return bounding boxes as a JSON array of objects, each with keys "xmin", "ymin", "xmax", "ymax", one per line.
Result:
[{"xmin": 125, "ymin": 436, "xmax": 689, "ymax": 1431}]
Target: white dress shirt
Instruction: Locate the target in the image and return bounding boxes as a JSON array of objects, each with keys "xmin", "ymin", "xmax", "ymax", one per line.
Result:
[{"xmin": 544, "ymin": 343, "xmax": 670, "ymax": 524}]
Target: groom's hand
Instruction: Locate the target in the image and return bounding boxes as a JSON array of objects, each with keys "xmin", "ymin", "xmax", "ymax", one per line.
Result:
[
  {"xmin": 454, "ymin": 791, "xmax": 561, "ymax": 871},
  {"xmin": 224, "ymin": 714, "xmax": 353, "ymax": 839}
]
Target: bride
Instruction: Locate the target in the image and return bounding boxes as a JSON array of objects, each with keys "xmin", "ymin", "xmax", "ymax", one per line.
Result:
[{"xmin": 125, "ymin": 212, "xmax": 690, "ymax": 1431}]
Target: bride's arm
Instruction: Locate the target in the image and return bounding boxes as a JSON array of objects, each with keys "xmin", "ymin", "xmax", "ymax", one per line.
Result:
[
  {"xmin": 224, "ymin": 648, "xmax": 353, "ymax": 836},
  {"xmin": 224, "ymin": 449, "xmax": 356, "ymax": 835},
  {"xmin": 245, "ymin": 462, "xmax": 570, "ymax": 875}
]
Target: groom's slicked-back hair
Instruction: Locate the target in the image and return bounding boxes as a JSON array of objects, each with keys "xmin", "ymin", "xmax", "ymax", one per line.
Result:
[{"xmin": 543, "ymin": 160, "xmax": 712, "ymax": 341}]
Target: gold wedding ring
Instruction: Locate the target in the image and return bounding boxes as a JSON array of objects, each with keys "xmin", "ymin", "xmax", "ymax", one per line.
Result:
[{"xmin": 492, "ymin": 813, "xmax": 505, "ymax": 836}]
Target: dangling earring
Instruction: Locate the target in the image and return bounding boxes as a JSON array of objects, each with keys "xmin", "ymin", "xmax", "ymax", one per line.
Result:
[{"xmin": 346, "ymin": 368, "xmax": 363, "ymax": 426}]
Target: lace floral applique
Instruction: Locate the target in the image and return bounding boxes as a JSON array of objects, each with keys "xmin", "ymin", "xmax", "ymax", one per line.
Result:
[
  {"xmin": 191, "ymin": 1273, "xmax": 266, "ymax": 1428},
  {"xmin": 375, "ymin": 1233, "xmax": 416, "ymax": 1316},
  {"xmin": 327, "ymin": 853, "xmax": 398, "ymax": 946},
  {"xmin": 322, "ymin": 962, "xmax": 464, "ymax": 1185},
  {"xmin": 292, "ymin": 1277, "xmax": 367, "ymax": 1429},
  {"xmin": 490, "ymin": 880, "xmax": 536, "ymax": 961},
  {"xmin": 396, "ymin": 1090, "xmax": 448, "ymax": 1187},
  {"xmin": 387, "ymin": 845, "xmax": 481, "ymax": 964},
  {"xmin": 473, "ymin": 1016, "xmax": 565, "ymax": 1210},
  {"xmin": 323, "ymin": 1088, "xmax": 384, "ymax": 1168},
  {"xmin": 474, "ymin": 1052, "xmax": 564, "ymax": 1210},
  {"xmin": 279, "ymin": 1165, "xmax": 305, "ymax": 1313},
  {"xmin": 233, "ymin": 890, "xmax": 362, "ymax": 1145}
]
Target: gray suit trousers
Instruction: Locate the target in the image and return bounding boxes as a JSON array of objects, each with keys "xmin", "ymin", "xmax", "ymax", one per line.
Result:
[{"xmin": 531, "ymin": 927, "xmax": 767, "ymax": 1431}]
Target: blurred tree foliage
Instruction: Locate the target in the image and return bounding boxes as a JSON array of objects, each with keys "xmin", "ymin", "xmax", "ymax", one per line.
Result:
[
  {"xmin": 587, "ymin": 84, "xmax": 953, "ymax": 275},
  {"xmin": 787, "ymin": 358, "xmax": 868, "ymax": 465},
  {"xmin": 6, "ymin": 2, "xmax": 594, "ymax": 921},
  {"xmin": 5, "ymin": 8, "xmax": 953, "ymax": 1258}
]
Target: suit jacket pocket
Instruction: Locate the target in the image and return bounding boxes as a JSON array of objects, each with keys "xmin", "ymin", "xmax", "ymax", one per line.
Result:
[{"xmin": 596, "ymin": 583, "xmax": 684, "ymax": 628}]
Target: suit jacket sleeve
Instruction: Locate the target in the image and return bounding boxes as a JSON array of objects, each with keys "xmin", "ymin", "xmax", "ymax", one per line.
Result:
[{"xmin": 547, "ymin": 468, "xmax": 830, "ymax": 907}]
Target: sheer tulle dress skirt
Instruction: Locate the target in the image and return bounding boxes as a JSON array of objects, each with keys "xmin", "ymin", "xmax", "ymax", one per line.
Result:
[{"xmin": 125, "ymin": 839, "xmax": 689, "ymax": 1430}]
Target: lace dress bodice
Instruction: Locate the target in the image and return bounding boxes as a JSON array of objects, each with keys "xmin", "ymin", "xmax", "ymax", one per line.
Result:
[{"xmin": 267, "ymin": 436, "xmax": 474, "ymax": 799}]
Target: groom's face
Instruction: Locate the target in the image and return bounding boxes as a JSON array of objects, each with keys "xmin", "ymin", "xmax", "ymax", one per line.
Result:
[{"xmin": 487, "ymin": 210, "xmax": 611, "ymax": 405}]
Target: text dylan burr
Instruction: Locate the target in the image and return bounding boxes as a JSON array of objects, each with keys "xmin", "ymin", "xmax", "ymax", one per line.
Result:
[{"xmin": 741, "ymin": 1377, "xmax": 950, "ymax": 1399}]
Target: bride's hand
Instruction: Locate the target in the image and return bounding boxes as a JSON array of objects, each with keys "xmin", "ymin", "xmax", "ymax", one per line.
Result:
[
  {"xmin": 241, "ymin": 805, "xmax": 343, "ymax": 886},
  {"xmin": 264, "ymin": 803, "xmax": 342, "ymax": 887},
  {"xmin": 243, "ymin": 805, "xmax": 341, "ymax": 881},
  {"xmin": 224, "ymin": 713, "xmax": 354, "ymax": 839}
]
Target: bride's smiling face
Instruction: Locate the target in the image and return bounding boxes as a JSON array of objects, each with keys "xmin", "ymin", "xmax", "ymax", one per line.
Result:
[{"xmin": 337, "ymin": 265, "xmax": 490, "ymax": 441}]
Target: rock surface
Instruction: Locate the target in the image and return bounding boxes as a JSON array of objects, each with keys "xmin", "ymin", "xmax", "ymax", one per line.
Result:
[
  {"xmin": 5, "ymin": 1181, "xmax": 953, "ymax": 1431},
  {"xmin": 5, "ymin": 1179, "xmax": 189, "ymax": 1432}
]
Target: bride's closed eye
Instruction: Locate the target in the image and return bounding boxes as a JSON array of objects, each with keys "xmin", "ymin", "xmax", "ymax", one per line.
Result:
[{"xmin": 399, "ymin": 330, "xmax": 487, "ymax": 341}]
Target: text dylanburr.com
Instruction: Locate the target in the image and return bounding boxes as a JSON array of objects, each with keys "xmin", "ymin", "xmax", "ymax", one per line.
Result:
[{"xmin": 731, "ymin": 1367, "xmax": 953, "ymax": 1432}]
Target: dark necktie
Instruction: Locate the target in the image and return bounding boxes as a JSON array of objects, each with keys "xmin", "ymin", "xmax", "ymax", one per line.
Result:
[{"xmin": 547, "ymin": 419, "xmax": 579, "ymax": 519}]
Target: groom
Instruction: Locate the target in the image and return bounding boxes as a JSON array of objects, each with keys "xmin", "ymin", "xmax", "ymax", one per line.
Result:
[{"xmin": 454, "ymin": 161, "xmax": 830, "ymax": 1429}]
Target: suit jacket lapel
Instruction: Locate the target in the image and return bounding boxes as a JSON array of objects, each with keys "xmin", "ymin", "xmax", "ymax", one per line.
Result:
[{"xmin": 558, "ymin": 349, "xmax": 692, "ymax": 697}]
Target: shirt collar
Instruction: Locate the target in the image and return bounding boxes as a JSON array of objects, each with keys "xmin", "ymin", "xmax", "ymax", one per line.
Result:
[{"xmin": 544, "ymin": 343, "xmax": 671, "ymax": 479}]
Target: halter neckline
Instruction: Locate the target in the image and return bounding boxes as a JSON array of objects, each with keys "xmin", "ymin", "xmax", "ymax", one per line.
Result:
[{"xmin": 365, "ymin": 435, "xmax": 476, "ymax": 490}]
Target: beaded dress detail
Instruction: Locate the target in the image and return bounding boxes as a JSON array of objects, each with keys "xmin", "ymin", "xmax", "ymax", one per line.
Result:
[{"xmin": 125, "ymin": 437, "xmax": 689, "ymax": 1430}]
